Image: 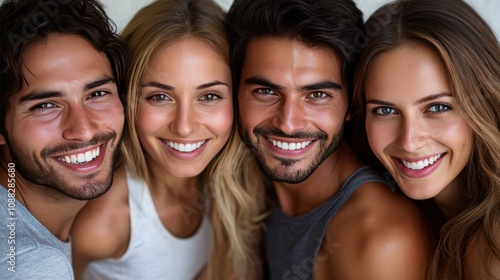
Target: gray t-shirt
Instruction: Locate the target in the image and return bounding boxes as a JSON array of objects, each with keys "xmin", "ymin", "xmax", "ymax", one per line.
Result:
[{"xmin": 0, "ymin": 185, "xmax": 74, "ymax": 279}]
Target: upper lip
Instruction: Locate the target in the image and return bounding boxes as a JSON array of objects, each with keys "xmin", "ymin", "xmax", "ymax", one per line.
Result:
[
  {"xmin": 52, "ymin": 144, "xmax": 103, "ymax": 158},
  {"xmin": 395, "ymin": 153, "xmax": 445, "ymax": 162}
]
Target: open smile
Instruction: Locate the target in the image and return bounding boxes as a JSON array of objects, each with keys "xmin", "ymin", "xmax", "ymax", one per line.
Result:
[
  {"xmin": 57, "ymin": 146, "xmax": 101, "ymax": 165},
  {"xmin": 399, "ymin": 153, "xmax": 444, "ymax": 170},
  {"xmin": 267, "ymin": 137, "xmax": 313, "ymax": 151},
  {"xmin": 164, "ymin": 140, "xmax": 207, "ymax": 153}
]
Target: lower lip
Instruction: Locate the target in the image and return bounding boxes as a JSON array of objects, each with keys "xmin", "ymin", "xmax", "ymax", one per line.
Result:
[
  {"xmin": 394, "ymin": 155, "xmax": 444, "ymax": 178},
  {"xmin": 162, "ymin": 140, "xmax": 208, "ymax": 160},
  {"xmin": 265, "ymin": 138, "xmax": 314, "ymax": 157},
  {"xmin": 54, "ymin": 143, "xmax": 108, "ymax": 173}
]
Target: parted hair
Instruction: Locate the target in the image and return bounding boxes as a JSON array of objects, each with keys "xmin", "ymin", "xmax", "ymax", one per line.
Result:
[
  {"xmin": 0, "ymin": 0, "xmax": 128, "ymax": 136},
  {"xmin": 121, "ymin": 0, "xmax": 268, "ymax": 278},
  {"xmin": 352, "ymin": 0, "xmax": 500, "ymax": 279}
]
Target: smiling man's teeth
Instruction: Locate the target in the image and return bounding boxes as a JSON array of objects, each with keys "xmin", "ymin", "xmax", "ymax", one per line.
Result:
[
  {"xmin": 401, "ymin": 154, "xmax": 442, "ymax": 170},
  {"xmin": 268, "ymin": 138, "xmax": 312, "ymax": 151},
  {"xmin": 59, "ymin": 146, "xmax": 100, "ymax": 164},
  {"xmin": 167, "ymin": 140, "xmax": 206, "ymax": 152}
]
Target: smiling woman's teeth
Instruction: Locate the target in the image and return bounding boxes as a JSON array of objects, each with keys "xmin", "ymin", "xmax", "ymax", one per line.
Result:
[
  {"xmin": 401, "ymin": 154, "xmax": 442, "ymax": 170},
  {"xmin": 59, "ymin": 147, "xmax": 100, "ymax": 164},
  {"xmin": 268, "ymin": 138, "xmax": 312, "ymax": 151},
  {"xmin": 167, "ymin": 140, "xmax": 206, "ymax": 152}
]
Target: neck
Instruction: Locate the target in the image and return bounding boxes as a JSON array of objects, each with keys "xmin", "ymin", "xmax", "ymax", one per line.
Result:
[
  {"xmin": 433, "ymin": 180, "xmax": 464, "ymax": 221},
  {"xmin": 0, "ymin": 155, "xmax": 85, "ymax": 242},
  {"xmin": 274, "ymin": 143, "xmax": 361, "ymax": 216}
]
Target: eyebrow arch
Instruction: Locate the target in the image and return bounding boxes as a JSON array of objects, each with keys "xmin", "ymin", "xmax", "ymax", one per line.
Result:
[
  {"xmin": 84, "ymin": 78, "xmax": 115, "ymax": 91},
  {"xmin": 245, "ymin": 76, "xmax": 283, "ymax": 91},
  {"xmin": 300, "ymin": 80, "xmax": 342, "ymax": 92},
  {"xmin": 19, "ymin": 77, "xmax": 115, "ymax": 104},
  {"xmin": 142, "ymin": 81, "xmax": 174, "ymax": 91},
  {"xmin": 366, "ymin": 92, "xmax": 453, "ymax": 106},
  {"xmin": 415, "ymin": 92, "xmax": 452, "ymax": 104},
  {"xmin": 19, "ymin": 91, "xmax": 63, "ymax": 103},
  {"xmin": 196, "ymin": 81, "xmax": 228, "ymax": 90}
]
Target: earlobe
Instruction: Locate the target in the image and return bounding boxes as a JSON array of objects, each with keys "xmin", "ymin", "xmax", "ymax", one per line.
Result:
[{"xmin": 345, "ymin": 111, "xmax": 352, "ymax": 121}]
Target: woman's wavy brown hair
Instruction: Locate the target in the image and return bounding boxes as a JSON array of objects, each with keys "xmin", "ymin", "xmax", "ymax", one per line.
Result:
[{"xmin": 352, "ymin": 0, "xmax": 500, "ymax": 279}]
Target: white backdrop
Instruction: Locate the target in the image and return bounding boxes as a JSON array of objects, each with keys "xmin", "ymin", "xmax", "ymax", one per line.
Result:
[{"xmin": 99, "ymin": 0, "xmax": 500, "ymax": 38}]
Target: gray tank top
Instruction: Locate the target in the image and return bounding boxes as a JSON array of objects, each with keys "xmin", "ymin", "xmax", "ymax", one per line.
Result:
[{"xmin": 265, "ymin": 166, "xmax": 387, "ymax": 280}]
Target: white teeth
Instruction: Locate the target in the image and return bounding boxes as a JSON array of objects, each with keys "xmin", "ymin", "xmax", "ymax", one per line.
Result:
[
  {"xmin": 401, "ymin": 154, "xmax": 442, "ymax": 170},
  {"xmin": 268, "ymin": 138, "xmax": 312, "ymax": 151},
  {"xmin": 58, "ymin": 146, "xmax": 101, "ymax": 165},
  {"xmin": 167, "ymin": 140, "xmax": 206, "ymax": 153}
]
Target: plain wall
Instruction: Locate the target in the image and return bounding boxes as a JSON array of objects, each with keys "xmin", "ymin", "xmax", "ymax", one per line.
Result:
[{"xmin": 99, "ymin": 0, "xmax": 500, "ymax": 38}]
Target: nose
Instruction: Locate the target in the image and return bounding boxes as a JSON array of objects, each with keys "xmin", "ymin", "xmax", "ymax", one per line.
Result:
[
  {"xmin": 62, "ymin": 104, "xmax": 98, "ymax": 142},
  {"xmin": 272, "ymin": 96, "xmax": 307, "ymax": 135},
  {"xmin": 397, "ymin": 117, "xmax": 427, "ymax": 152},
  {"xmin": 169, "ymin": 103, "xmax": 198, "ymax": 137}
]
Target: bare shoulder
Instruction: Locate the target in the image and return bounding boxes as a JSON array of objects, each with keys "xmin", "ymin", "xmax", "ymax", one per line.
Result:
[
  {"xmin": 71, "ymin": 164, "xmax": 131, "ymax": 265},
  {"xmin": 315, "ymin": 181, "xmax": 432, "ymax": 280}
]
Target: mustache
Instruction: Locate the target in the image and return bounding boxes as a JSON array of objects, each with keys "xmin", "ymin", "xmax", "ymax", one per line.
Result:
[
  {"xmin": 253, "ymin": 126, "xmax": 327, "ymax": 140},
  {"xmin": 40, "ymin": 132, "xmax": 116, "ymax": 157}
]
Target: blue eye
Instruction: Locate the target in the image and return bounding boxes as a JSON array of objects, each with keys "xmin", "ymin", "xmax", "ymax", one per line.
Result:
[
  {"xmin": 428, "ymin": 103, "xmax": 451, "ymax": 113},
  {"xmin": 373, "ymin": 106, "xmax": 396, "ymax": 115}
]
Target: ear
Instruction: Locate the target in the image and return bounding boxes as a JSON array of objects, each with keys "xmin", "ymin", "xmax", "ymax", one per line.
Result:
[{"xmin": 345, "ymin": 111, "xmax": 352, "ymax": 122}]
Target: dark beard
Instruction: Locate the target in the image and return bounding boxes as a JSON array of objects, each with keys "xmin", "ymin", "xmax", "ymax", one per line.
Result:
[
  {"xmin": 240, "ymin": 125, "xmax": 343, "ymax": 184},
  {"xmin": 6, "ymin": 131, "xmax": 122, "ymax": 200}
]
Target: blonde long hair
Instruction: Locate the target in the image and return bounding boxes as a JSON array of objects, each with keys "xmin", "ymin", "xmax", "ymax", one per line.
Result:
[
  {"xmin": 121, "ymin": 0, "xmax": 268, "ymax": 278},
  {"xmin": 352, "ymin": 0, "xmax": 500, "ymax": 279}
]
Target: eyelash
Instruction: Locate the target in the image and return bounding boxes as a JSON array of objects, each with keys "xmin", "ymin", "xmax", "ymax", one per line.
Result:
[
  {"xmin": 29, "ymin": 102, "xmax": 56, "ymax": 111},
  {"xmin": 371, "ymin": 103, "xmax": 453, "ymax": 116},
  {"xmin": 147, "ymin": 93, "xmax": 171, "ymax": 103},
  {"xmin": 199, "ymin": 93, "xmax": 222, "ymax": 101}
]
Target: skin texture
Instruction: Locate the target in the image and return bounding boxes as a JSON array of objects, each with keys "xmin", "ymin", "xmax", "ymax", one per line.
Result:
[
  {"xmin": 238, "ymin": 37, "xmax": 432, "ymax": 279},
  {"xmin": 0, "ymin": 34, "xmax": 124, "ymax": 241},
  {"xmin": 71, "ymin": 37, "xmax": 233, "ymax": 279},
  {"xmin": 364, "ymin": 43, "xmax": 473, "ymax": 218}
]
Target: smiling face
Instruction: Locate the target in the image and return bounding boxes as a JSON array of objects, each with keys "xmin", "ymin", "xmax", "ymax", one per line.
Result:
[
  {"xmin": 238, "ymin": 37, "xmax": 349, "ymax": 184},
  {"xmin": 1, "ymin": 34, "xmax": 124, "ymax": 200},
  {"xmin": 137, "ymin": 37, "xmax": 233, "ymax": 179},
  {"xmin": 364, "ymin": 43, "xmax": 473, "ymax": 200}
]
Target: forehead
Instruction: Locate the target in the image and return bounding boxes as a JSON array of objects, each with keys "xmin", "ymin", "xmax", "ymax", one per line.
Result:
[
  {"xmin": 241, "ymin": 37, "xmax": 343, "ymax": 85},
  {"xmin": 16, "ymin": 34, "xmax": 113, "ymax": 97}
]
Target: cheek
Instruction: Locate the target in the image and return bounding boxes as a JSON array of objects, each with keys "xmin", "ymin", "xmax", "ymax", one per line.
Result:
[
  {"xmin": 136, "ymin": 105, "xmax": 170, "ymax": 138},
  {"xmin": 206, "ymin": 104, "xmax": 233, "ymax": 139},
  {"xmin": 365, "ymin": 118, "xmax": 390, "ymax": 156}
]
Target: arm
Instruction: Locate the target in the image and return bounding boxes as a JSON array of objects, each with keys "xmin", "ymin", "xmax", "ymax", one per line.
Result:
[{"xmin": 71, "ymin": 165, "xmax": 130, "ymax": 280}]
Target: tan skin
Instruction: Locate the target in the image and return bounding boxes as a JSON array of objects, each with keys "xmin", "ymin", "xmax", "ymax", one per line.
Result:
[
  {"xmin": 238, "ymin": 37, "xmax": 432, "ymax": 279},
  {"xmin": 71, "ymin": 37, "xmax": 233, "ymax": 279},
  {"xmin": 0, "ymin": 34, "xmax": 124, "ymax": 242}
]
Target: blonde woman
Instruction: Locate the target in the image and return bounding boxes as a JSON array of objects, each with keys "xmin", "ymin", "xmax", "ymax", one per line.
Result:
[
  {"xmin": 353, "ymin": 0, "xmax": 500, "ymax": 279},
  {"xmin": 71, "ymin": 0, "xmax": 267, "ymax": 279}
]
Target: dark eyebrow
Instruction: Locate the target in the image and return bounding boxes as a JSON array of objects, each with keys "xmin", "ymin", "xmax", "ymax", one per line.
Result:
[
  {"xmin": 196, "ymin": 81, "xmax": 228, "ymax": 90},
  {"xmin": 142, "ymin": 81, "xmax": 174, "ymax": 91},
  {"xmin": 300, "ymin": 80, "xmax": 342, "ymax": 92},
  {"xmin": 244, "ymin": 76, "xmax": 283, "ymax": 90},
  {"xmin": 84, "ymin": 78, "xmax": 115, "ymax": 91},
  {"xmin": 19, "ymin": 91, "xmax": 63, "ymax": 103},
  {"xmin": 19, "ymin": 77, "xmax": 115, "ymax": 104}
]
